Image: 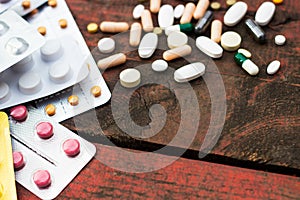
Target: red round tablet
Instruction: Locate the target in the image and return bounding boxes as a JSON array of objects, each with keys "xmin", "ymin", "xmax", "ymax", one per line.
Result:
[
  {"xmin": 36, "ymin": 122, "xmax": 53, "ymax": 139},
  {"xmin": 13, "ymin": 151, "xmax": 25, "ymax": 169},
  {"xmin": 63, "ymin": 139, "xmax": 80, "ymax": 156},
  {"xmin": 33, "ymin": 170, "xmax": 51, "ymax": 188},
  {"xmin": 10, "ymin": 105, "xmax": 28, "ymax": 121}
]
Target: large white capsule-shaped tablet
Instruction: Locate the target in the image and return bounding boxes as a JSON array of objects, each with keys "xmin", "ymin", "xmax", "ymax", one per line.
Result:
[
  {"xmin": 133, "ymin": 4, "xmax": 145, "ymax": 19},
  {"xmin": 138, "ymin": 33, "xmax": 158, "ymax": 59},
  {"xmin": 242, "ymin": 59, "xmax": 259, "ymax": 76},
  {"xmin": 163, "ymin": 44, "xmax": 192, "ymax": 61},
  {"xmin": 49, "ymin": 62, "xmax": 73, "ymax": 83},
  {"xmin": 40, "ymin": 39, "xmax": 63, "ymax": 62},
  {"xmin": 12, "ymin": 55, "xmax": 34, "ymax": 72},
  {"xmin": 267, "ymin": 60, "xmax": 281, "ymax": 75},
  {"xmin": 158, "ymin": 4, "xmax": 174, "ymax": 29},
  {"xmin": 224, "ymin": 1, "xmax": 248, "ymax": 26},
  {"xmin": 174, "ymin": 4, "xmax": 185, "ymax": 19},
  {"xmin": 19, "ymin": 72, "xmax": 42, "ymax": 94},
  {"xmin": 119, "ymin": 68, "xmax": 141, "ymax": 88},
  {"xmin": 174, "ymin": 62, "xmax": 205, "ymax": 83},
  {"xmin": 255, "ymin": 2, "xmax": 276, "ymax": 26},
  {"xmin": 0, "ymin": 81, "xmax": 10, "ymax": 103},
  {"xmin": 196, "ymin": 36, "xmax": 223, "ymax": 58}
]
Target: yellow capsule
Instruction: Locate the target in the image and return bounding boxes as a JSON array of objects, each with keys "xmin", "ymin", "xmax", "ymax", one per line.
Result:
[
  {"xmin": 91, "ymin": 86, "xmax": 101, "ymax": 97},
  {"xmin": 210, "ymin": 2, "xmax": 221, "ymax": 10},
  {"xmin": 273, "ymin": 0, "xmax": 283, "ymax": 4},
  {"xmin": 68, "ymin": 95, "xmax": 79, "ymax": 106},
  {"xmin": 45, "ymin": 104, "xmax": 56, "ymax": 116},
  {"xmin": 226, "ymin": 0, "xmax": 236, "ymax": 7}
]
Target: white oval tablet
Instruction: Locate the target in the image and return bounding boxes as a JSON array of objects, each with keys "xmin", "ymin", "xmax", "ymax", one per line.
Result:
[
  {"xmin": 174, "ymin": 62, "xmax": 206, "ymax": 83},
  {"xmin": 196, "ymin": 36, "xmax": 223, "ymax": 58},
  {"xmin": 19, "ymin": 72, "xmax": 42, "ymax": 94},
  {"xmin": 152, "ymin": 60, "xmax": 168, "ymax": 72},
  {"xmin": 138, "ymin": 33, "xmax": 158, "ymax": 59},
  {"xmin": 133, "ymin": 4, "xmax": 145, "ymax": 19},
  {"xmin": 98, "ymin": 38, "xmax": 115, "ymax": 53},
  {"xmin": 119, "ymin": 68, "xmax": 141, "ymax": 88},
  {"xmin": 158, "ymin": 5, "xmax": 174, "ymax": 29},
  {"xmin": 275, "ymin": 35, "xmax": 286, "ymax": 45},
  {"xmin": 167, "ymin": 31, "xmax": 188, "ymax": 49},
  {"xmin": 49, "ymin": 62, "xmax": 73, "ymax": 83},
  {"xmin": 174, "ymin": 4, "xmax": 185, "ymax": 19},
  {"xmin": 221, "ymin": 31, "xmax": 242, "ymax": 51},
  {"xmin": 224, "ymin": 1, "xmax": 248, "ymax": 26},
  {"xmin": 267, "ymin": 60, "xmax": 280, "ymax": 75},
  {"xmin": 255, "ymin": 2, "xmax": 276, "ymax": 26},
  {"xmin": 12, "ymin": 55, "xmax": 34, "ymax": 72},
  {"xmin": 0, "ymin": 81, "xmax": 10, "ymax": 103},
  {"xmin": 238, "ymin": 48, "xmax": 252, "ymax": 58},
  {"xmin": 40, "ymin": 39, "xmax": 63, "ymax": 62}
]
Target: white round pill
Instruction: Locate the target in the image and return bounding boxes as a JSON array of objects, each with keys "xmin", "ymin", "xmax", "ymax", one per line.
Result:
[
  {"xmin": 133, "ymin": 4, "xmax": 145, "ymax": 19},
  {"xmin": 98, "ymin": 38, "xmax": 115, "ymax": 54},
  {"xmin": 167, "ymin": 31, "xmax": 188, "ymax": 49},
  {"xmin": 0, "ymin": 81, "xmax": 10, "ymax": 103},
  {"xmin": 152, "ymin": 60, "xmax": 168, "ymax": 72},
  {"xmin": 267, "ymin": 60, "xmax": 281, "ymax": 75},
  {"xmin": 174, "ymin": 4, "xmax": 185, "ymax": 19},
  {"xmin": 119, "ymin": 68, "xmax": 141, "ymax": 88},
  {"xmin": 12, "ymin": 55, "xmax": 34, "ymax": 72},
  {"xmin": 49, "ymin": 62, "xmax": 73, "ymax": 83},
  {"xmin": 275, "ymin": 35, "xmax": 286, "ymax": 46},
  {"xmin": 19, "ymin": 72, "xmax": 42, "ymax": 94},
  {"xmin": 40, "ymin": 39, "xmax": 63, "ymax": 62},
  {"xmin": 221, "ymin": 31, "xmax": 242, "ymax": 51}
]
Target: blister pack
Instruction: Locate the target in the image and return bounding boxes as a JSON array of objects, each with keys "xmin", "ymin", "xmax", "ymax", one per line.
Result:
[
  {"xmin": 9, "ymin": 105, "xmax": 96, "ymax": 199},
  {"xmin": 9, "ymin": 0, "xmax": 48, "ymax": 16},
  {"xmin": 0, "ymin": 10, "xmax": 45, "ymax": 73},
  {"xmin": 0, "ymin": 0, "xmax": 18, "ymax": 14},
  {"xmin": 0, "ymin": 112, "xmax": 18, "ymax": 200}
]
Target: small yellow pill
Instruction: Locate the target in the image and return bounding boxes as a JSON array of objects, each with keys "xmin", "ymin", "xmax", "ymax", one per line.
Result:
[
  {"xmin": 48, "ymin": 0, "xmax": 57, "ymax": 7},
  {"xmin": 210, "ymin": 2, "xmax": 221, "ymax": 10},
  {"xmin": 68, "ymin": 95, "xmax": 79, "ymax": 106},
  {"xmin": 22, "ymin": 0, "xmax": 30, "ymax": 9},
  {"xmin": 45, "ymin": 104, "xmax": 56, "ymax": 116},
  {"xmin": 59, "ymin": 19, "xmax": 68, "ymax": 29},
  {"xmin": 87, "ymin": 23, "xmax": 98, "ymax": 33},
  {"xmin": 37, "ymin": 26, "xmax": 47, "ymax": 36},
  {"xmin": 273, "ymin": 0, "xmax": 283, "ymax": 4},
  {"xmin": 226, "ymin": 0, "xmax": 236, "ymax": 7},
  {"xmin": 91, "ymin": 86, "xmax": 101, "ymax": 97},
  {"xmin": 153, "ymin": 27, "xmax": 163, "ymax": 35}
]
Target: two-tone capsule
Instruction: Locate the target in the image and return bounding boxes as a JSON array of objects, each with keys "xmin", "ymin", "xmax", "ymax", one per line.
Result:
[
  {"xmin": 194, "ymin": 10, "xmax": 213, "ymax": 35},
  {"xmin": 234, "ymin": 52, "xmax": 259, "ymax": 76},
  {"xmin": 245, "ymin": 19, "xmax": 266, "ymax": 43},
  {"xmin": 165, "ymin": 23, "xmax": 194, "ymax": 36}
]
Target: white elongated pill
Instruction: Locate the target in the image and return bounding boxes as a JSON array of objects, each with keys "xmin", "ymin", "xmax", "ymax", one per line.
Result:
[
  {"xmin": 130, "ymin": 22, "xmax": 142, "ymax": 47},
  {"xmin": 163, "ymin": 44, "xmax": 192, "ymax": 61},
  {"xmin": 0, "ymin": 82, "xmax": 10, "ymax": 103},
  {"xmin": 242, "ymin": 59, "xmax": 259, "ymax": 76},
  {"xmin": 97, "ymin": 53, "xmax": 126, "ymax": 70},
  {"xmin": 174, "ymin": 4, "xmax": 185, "ymax": 19},
  {"xmin": 275, "ymin": 35, "xmax": 286, "ymax": 45},
  {"xmin": 174, "ymin": 62, "xmax": 205, "ymax": 83},
  {"xmin": 221, "ymin": 31, "xmax": 242, "ymax": 51},
  {"xmin": 152, "ymin": 60, "xmax": 168, "ymax": 72},
  {"xmin": 167, "ymin": 31, "xmax": 188, "ymax": 49},
  {"xmin": 98, "ymin": 38, "xmax": 115, "ymax": 53},
  {"xmin": 120, "ymin": 68, "xmax": 141, "ymax": 88},
  {"xmin": 267, "ymin": 60, "xmax": 281, "ymax": 75},
  {"xmin": 19, "ymin": 72, "xmax": 42, "ymax": 94},
  {"xmin": 49, "ymin": 62, "xmax": 72, "ymax": 83},
  {"xmin": 40, "ymin": 39, "xmax": 63, "ymax": 62},
  {"xmin": 224, "ymin": 1, "xmax": 248, "ymax": 26},
  {"xmin": 133, "ymin": 4, "xmax": 145, "ymax": 19},
  {"xmin": 138, "ymin": 33, "xmax": 158, "ymax": 59},
  {"xmin": 196, "ymin": 36, "xmax": 223, "ymax": 58},
  {"xmin": 238, "ymin": 48, "xmax": 252, "ymax": 58},
  {"xmin": 158, "ymin": 4, "xmax": 174, "ymax": 29},
  {"xmin": 255, "ymin": 2, "xmax": 276, "ymax": 26}
]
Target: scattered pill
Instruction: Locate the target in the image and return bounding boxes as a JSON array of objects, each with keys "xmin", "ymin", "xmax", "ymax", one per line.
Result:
[
  {"xmin": 224, "ymin": 1, "xmax": 248, "ymax": 26},
  {"xmin": 141, "ymin": 10, "xmax": 154, "ymax": 32},
  {"xmin": 119, "ymin": 68, "xmax": 141, "ymax": 88},
  {"xmin": 87, "ymin": 23, "xmax": 98, "ymax": 33},
  {"xmin": 18, "ymin": 72, "xmax": 42, "ymax": 95},
  {"xmin": 267, "ymin": 60, "xmax": 281, "ymax": 75},
  {"xmin": 180, "ymin": 3, "xmax": 196, "ymax": 24},
  {"xmin": 255, "ymin": 2, "xmax": 276, "ymax": 26},
  {"xmin": 48, "ymin": 0, "xmax": 57, "ymax": 7},
  {"xmin": 130, "ymin": 22, "xmax": 142, "ymax": 46},
  {"xmin": 211, "ymin": 20, "xmax": 222, "ymax": 43},
  {"xmin": 165, "ymin": 23, "xmax": 194, "ymax": 36},
  {"xmin": 163, "ymin": 44, "xmax": 192, "ymax": 61},
  {"xmin": 33, "ymin": 170, "xmax": 51, "ymax": 188},
  {"xmin": 13, "ymin": 152, "xmax": 25, "ymax": 169},
  {"xmin": 152, "ymin": 59, "xmax": 168, "ymax": 72},
  {"xmin": 238, "ymin": 48, "xmax": 252, "ymax": 58},
  {"xmin": 226, "ymin": 0, "xmax": 236, "ymax": 7},
  {"xmin": 245, "ymin": 19, "xmax": 266, "ymax": 43},
  {"xmin": 158, "ymin": 4, "xmax": 174, "ymax": 29},
  {"xmin": 36, "ymin": 122, "xmax": 54, "ymax": 139},
  {"xmin": 59, "ymin": 19, "xmax": 67, "ymax": 29},
  {"xmin": 193, "ymin": 0, "xmax": 210, "ymax": 20},
  {"xmin": 275, "ymin": 35, "xmax": 286, "ymax": 45},
  {"xmin": 133, "ymin": 4, "xmax": 144, "ymax": 19},
  {"xmin": 174, "ymin": 4, "xmax": 185, "ymax": 19},
  {"xmin": 234, "ymin": 52, "xmax": 259, "ymax": 76},
  {"xmin": 210, "ymin": 2, "xmax": 221, "ymax": 10},
  {"xmin": 10, "ymin": 105, "xmax": 28, "ymax": 121},
  {"xmin": 273, "ymin": 0, "xmax": 283, "ymax": 4},
  {"xmin": 138, "ymin": 33, "xmax": 158, "ymax": 59},
  {"xmin": 167, "ymin": 31, "xmax": 188, "ymax": 49},
  {"xmin": 150, "ymin": 0, "xmax": 161, "ymax": 13},
  {"xmin": 37, "ymin": 26, "xmax": 46, "ymax": 36},
  {"xmin": 100, "ymin": 21, "xmax": 129, "ymax": 33},
  {"xmin": 49, "ymin": 62, "xmax": 72, "ymax": 83},
  {"xmin": 174, "ymin": 62, "xmax": 206, "ymax": 83},
  {"xmin": 97, "ymin": 53, "xmax": 127, "ymax": 70},
  {"xmin": 22, "ymin": 0, "xmax": 30, "ymax": 9},
  {"xmin": 68, "ymin": 95, "xmax": 79, "ymax": 106},
  {"xmin": 91, "ymin": 86, "xmax": 101, "ymax": 97},
  {"xmin": 63, "ymin": 139, "xmax": 80, "ymax": 156},
  {"xmin": 97, "ymin": 38, "xmax": 115, "ymax": 54},
  {"xmin": 45, "ymin": 104, "xmax": 56, "ymax": 116},
  {"xmin": 153, "ymin": 27, "xmax": 163, "ymax": 35},
  {"xmin": 196, "ymin": 36, "xmax": 223, "ymax": 58},
  {"xmin": 0, "ymin": 82, "xmax": 10, "ymax": 103},
  {"xmin": 221, "ymin": 31, "xmax": 241, "ymax": 51},
  {"xmin": 40, "ymin": 39, "xmax": 63, "ymax": 62},
  {"xmin": 194, "ymin": 10, "xmax": 213, "ymax": 35}
]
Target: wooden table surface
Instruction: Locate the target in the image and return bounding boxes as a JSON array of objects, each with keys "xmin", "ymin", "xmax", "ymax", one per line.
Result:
[{"xmin": 17, "ymin": 0, "xmax": 300, "ymax": 199}]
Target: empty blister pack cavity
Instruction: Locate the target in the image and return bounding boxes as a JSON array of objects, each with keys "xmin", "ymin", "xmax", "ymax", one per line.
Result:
[
  {"xmin": 10, "ymin": 106, "xmax": 96, "ymax": 200},
  {"xmin": 0, "ymin": 10, "xmax": 45, "ymax": 72},
  {"xmin": 0, "ymin": 35, "xmax": 90, "ymax": 109},
  {"xmin": 0, "ymin": 0, "xmax": 18, "ymax": 14},
  {"xmin": 8, "ymin": 0, "xmax": 48, "ymax": 16}
]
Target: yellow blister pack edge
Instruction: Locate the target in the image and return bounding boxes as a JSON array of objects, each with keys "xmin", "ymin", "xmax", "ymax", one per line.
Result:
[{"xmin": 0, "ymin": 112, "xmax": 18, "ymax": 200}]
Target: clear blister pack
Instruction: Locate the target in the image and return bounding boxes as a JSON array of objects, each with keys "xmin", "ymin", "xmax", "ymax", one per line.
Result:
[
  {"xmin": 0, "ymin": 10, "xmax": 45, "ymax": 73},
  {"xmin": 0, "ymin": 0, "xmax": 18, "ymax": 14},
  {"xmin": 9, "ymin": 105, "xmax": 96, "ymax": 199},
  {"xmin": 9, "ymin": 0, "xmax": 48, "ymax": 16}
]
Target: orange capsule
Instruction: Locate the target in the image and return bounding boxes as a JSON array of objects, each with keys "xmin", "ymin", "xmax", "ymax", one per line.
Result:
[
  {"xmin": 194, "ymin": 0, "xmax": 210, "ymax": 20},
  {"xmin": 141, "ymin": 10, "xmax": 154, "ymax": 32},
  {"xmin": 180, "ymin": 3, "xmax": 196, "ymax": 24}
]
